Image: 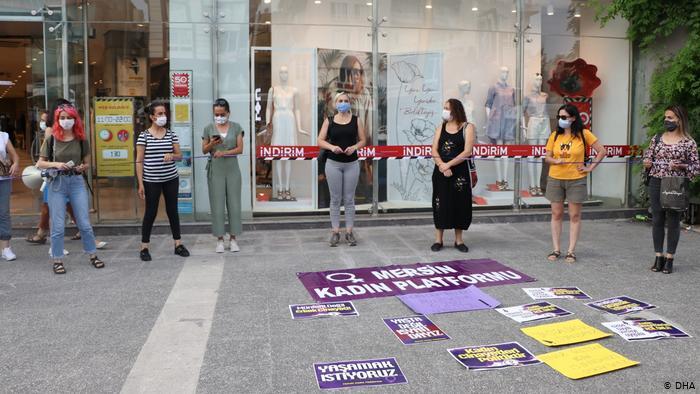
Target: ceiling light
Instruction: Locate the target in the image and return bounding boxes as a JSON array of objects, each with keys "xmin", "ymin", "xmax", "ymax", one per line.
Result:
[
  {"xmin": 512, "ymin": 9, "xmax": 516, "ymax": 13},
  {"xmin": 471, "ymin": 1, "xmax": 478, "ymax": 11},
  {"xmin": 0, "ymin": 81, "xmax": 14, "ymax": 86},
  {"xmin": 90, "ymin": 61, "xmax": 97, "ymax": 65},
  {"xmin": 38, "ymin": 50, "xmax": 43, "ymax": 54},
  {"xmin": 366, "ymin": 2, "xmax": 372, "ymax": 5},
  {"xmin": 137, "ymin": 23, "xmax": 145, "ymax": 27},
  {"xmin": 25, "ymin": 64, "xmax": 31, "ymax": 68},
  {"xmin": 574, "ymin": 6, "xmax": 581, "ymax": 17},
  {"xmin": 314, "ymin": 0, "xmax": 321, "ymax": 4},
  {"xmin": 547, "ymin": 4, "xmax": 554, "ymax": 15},
  {"xmin": 265, "ymin": 20, "xmax": 271, "ymax": 24},
  {"xmin": 425, "ymin": 4, "xmax": 432, "ymax": 9},
  {"xmin": 264, "ymin": 0, "xmax": 271, "ymax": 3},
  {"xmin": 78, "ymin": 60, "xmax": 83, "ymax": 64},
  {"xmin": 22, "ymin": 70, "xmax": 26, "ymax": 74},
  {"xmin": 32, "ymin": 58, "xmax": 37, "ymax": 61}
]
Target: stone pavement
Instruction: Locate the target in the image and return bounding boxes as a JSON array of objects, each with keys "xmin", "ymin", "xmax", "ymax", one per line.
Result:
[{"xmin": 1, "ymin": 219, "xmax": 698, "ymax": 393}]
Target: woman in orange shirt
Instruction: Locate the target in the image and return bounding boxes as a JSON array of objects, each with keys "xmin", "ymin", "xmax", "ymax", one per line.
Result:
[{"xmin": 544, "ymin": 104, "xmax": 606, "ymax": 263}]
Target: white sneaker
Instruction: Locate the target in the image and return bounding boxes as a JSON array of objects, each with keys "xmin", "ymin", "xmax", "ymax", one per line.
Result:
[
  {"xmin": 215, "ymin": 240, "xmax": 225, "ymax": 253},
  {"xmin": 229, "ymin": 239, "xmax": 240, "ymax": 252},
  {"xmin": 48, "ymin": 249, "xmax": 69, "ymax": 257},
  {"xmin": 2, "ymin": 247, "xmax": 16, "ymax": 261},
  {"xmin": 96, "ymin": 241, "xmax": 107, "ymax": 249}
]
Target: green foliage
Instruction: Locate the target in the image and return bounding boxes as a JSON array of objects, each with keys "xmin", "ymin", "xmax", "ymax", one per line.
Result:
[{"xmin": 593, "ymin": 0, "xmax": 700, "ymax": 197}]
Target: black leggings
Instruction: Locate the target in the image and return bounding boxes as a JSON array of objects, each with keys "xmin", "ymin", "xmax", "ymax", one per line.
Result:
[
  {"xmin": 648, "ymin": 177, "xmax": 681, "ymax": 254},
  {"xmin": 142, "ymin": 178, "xmax": 181, "ymax": 243}
]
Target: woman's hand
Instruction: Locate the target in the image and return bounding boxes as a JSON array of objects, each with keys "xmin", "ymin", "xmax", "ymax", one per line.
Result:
[
  {"xmin": 163, "ymin": 153, "xmax": 174, "ymax": 162},
  {"xmin": 75, "ymin": 163, "xmax": 88, "ymax": 173},
  {"xmin": 213, "ymin": 151, "xmax": 226, "ymax": 158},
  {"xmin": 643, "ymin": 159, "xmax": 652, "ymax": 169},
  {"xmin": 55, "ymin": 162, "xmax": 71, "ymax": 170},
  {"xmin": 138, "ymin": 184, "xmax": 145, "ymax": 200},
  {"xmin": 331, "ymin": 145, "xmax": 343, "ymax": 154},
  {"xmin": 551, "ymin": 158, "xmax": 564, "ymax": 165},
  {"xmin": 443, "ymin": 169, "xmax": 453, "ymax": 178},
  {"xmin": 9, "ymin": 162, "xmax": 20, "ymax": 177},
  {"xmin": 670, "ymin": 161, "xmax": 687, "ymax": 170},
  {"xmin": 438, "ymin": 162, "xmax": 450, "ymax": 173},
  {"xmin": 577, "ymin": 164, "xmax": 593, "ymax": 173},
  {"xmin": 344, "ymin": 145, "xmax": 357, "ymax": 155}
]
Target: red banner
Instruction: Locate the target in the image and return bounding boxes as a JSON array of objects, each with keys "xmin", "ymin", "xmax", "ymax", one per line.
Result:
[{"xmin": 256, "ymin": 145, "xmax": 639, "ymax": 160}]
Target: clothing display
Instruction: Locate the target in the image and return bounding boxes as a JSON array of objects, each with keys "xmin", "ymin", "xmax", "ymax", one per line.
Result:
[
  {"xmin": 270, "ymin": 86, "xmax": 301, "ymax": 146},
  {"xmin": 485, "ymin": 81, "xmax": 516, "ymax": 141},
  {"xmin": 432, "ymin": 123, "xmax": 472, "ymax": 230},
  {"xmin": 523, "ymin": 92, "xmax": 550, "ymax": 140}
]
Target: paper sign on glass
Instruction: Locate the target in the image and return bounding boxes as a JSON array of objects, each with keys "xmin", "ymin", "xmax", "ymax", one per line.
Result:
[
  {"xmin": 522, "ymin": 287, "xmax": 591, "ymax": 300},
  {"xmin": 289, "ymin": 302, "xmax": 358, "ymax": 319},
  {"xmin": 383, "ymin": 315, "xmax": 449, "ymax": 345},
  {"xmin": 521, "ymin": 319, "xmax": 611, "ymax": 346},
  {"xmin": 448, "ymin": 342, "xmax": 541, "ymax": 371},
  {"xmin": 397, "ymin": 285, "xmax": 500, "ymax": 315},
  {"xmin": 313, "ymin": 357, "xmax": 407, "ymax": 390},
  {"xmin": 602, "ymin": 320, "xmax": 691, "ymax": 341},
  {"xmin": 586, "ymin": 296, "xmax": 656, "ymax": 315},
  {"xmin": 537, "ymin": 343, "xmax": 639, "ymax": 379},
  {"xmin": 495, "ymin": 302, "xmax": 573, "ymax": 323}
]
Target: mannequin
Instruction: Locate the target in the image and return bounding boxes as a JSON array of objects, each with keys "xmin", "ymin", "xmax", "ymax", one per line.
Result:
[
  {"xmin": 266, "ymin": 65, "xmax": 309, "ymax": 200},
  {"xmin": 485, "ymin": 66, "xmax": 516, "ymax": 190},
  {"xmin": 458, "ymin": 80, "xmax": 476, "ymax": 143},
  {"xmin": 522, "ymin": 73, "xmax": 550, "ymax": 196}
]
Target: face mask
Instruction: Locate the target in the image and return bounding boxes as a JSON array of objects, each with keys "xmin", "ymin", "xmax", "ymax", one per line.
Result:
[
  {"xmin": 441, "ymin": 109, "xmax": 452, "ymax": 122},
  {"xmin": 558, "ymin": 118, "xmax": 572, "ymax": 129},
  {"xmin": 59, "ymin": 118, "xmax": 75, "ymax": 130},
  {"xmin": 39, "ymin": 121, "xmax": 47, "ymax": 131},
  {"xmin": 215, "ymin": 116, "xmax": 228, "ymax": 125},
  {"xmin": 336, "ymin": 102, "xmax": 351, "ymax": 113},
  {"xmin": 155, "ymin": 116, "xmax": 167, "ymax": 127},
  {"xmin": 664, "ymin": 120, "xmax": 678, "ymax": 131}
]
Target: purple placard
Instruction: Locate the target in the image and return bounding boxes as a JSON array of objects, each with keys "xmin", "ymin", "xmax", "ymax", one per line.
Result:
[
  {"xmin": 448, "ymin": 342, "xmax": 541, "ymax": 371},
  {"xmin": 314, "ymin": 357, "xmax": 407, "ymax": 390},
  {"xmin": 383, "ymin": 315, "xmax": 450, "ymax": 345},
  {"xmin": 586, "ymin": 296, "xmax": 656, "ymax": 315},
  {"xmin": 397, "ymin": 285, "xmax": 500, "ymax": 315},
  {"xmin": 297, "ymin": 259, "xmax": 535, "ymax": 302},
  {"xmin": 495, "ymin": 301, "xmax": 573, "ymax": 323},
  {"xmin": 289, "ymin": 302, "xmax": 358, "ymax": 319},
  {"xmin": 626, "ymin": 319, "xmax": 691, "ymax": 340}
]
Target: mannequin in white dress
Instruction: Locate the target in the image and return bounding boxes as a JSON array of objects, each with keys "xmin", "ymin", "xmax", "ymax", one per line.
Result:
[
  {"xmin": 522, "ymin": 74, "xmax": 550, "ymax": 196},
  {"xmin": 458, "ymin": 80, "xmax": 476, "ymax": 142},
  {"xmin": 485, "ymin": 66, "xmax": 516, "ymax": 190},
  {"xmin": 266, "ymin": 65, "xmax": 309, "ymax": 200}
]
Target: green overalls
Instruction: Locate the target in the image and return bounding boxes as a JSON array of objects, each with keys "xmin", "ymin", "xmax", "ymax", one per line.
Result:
[{"xmin": 203, "ymin": 121, "xmax": 243, "ymax": 237}]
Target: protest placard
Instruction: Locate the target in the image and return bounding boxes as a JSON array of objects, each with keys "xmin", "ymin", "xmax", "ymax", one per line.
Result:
[
  {"xmin": 314, "ymin": 358, "xmax": 407, "ymax": 389},
  {"xmin": 397, "ymin": 285, "xmax": 500, "ymax": 315},
  {"xmin": 383, "ymin": 315, "xmax": 449, "ymax": 345},
  {"xmin": 521, "ymin": 319, "xmax": 611, "ymax": 346},
  {"xmin": 522, "ymin": 287, "xmax": 591, "ymax": 300},
  {"xmin": 586, "ymin": 296, "xmax": 656, "ymax": 315},
  {"xmin": 495, "ymin": 302, "xmax": 573, "ymax": 323},
  {"xmin": 289, "ymin": 302, "xmax": 358, "ymax": 319},
  {"xmin": 537, "ymin": 343, "xmax": 639, "ymax": 379},
  {"xmin": 448, "ymin": 342, "xmax": 541, "ymax": 371},
  {"xmin": 602, "ymin": 320, "xmax": 691, "ymax": 341}
]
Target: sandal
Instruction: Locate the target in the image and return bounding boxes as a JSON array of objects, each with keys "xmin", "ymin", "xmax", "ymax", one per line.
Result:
[
  {"xmin": 53, "ymin": 261, "xmax": 66, "ymax": 274},
  {"xmin": 26, "ymin": 232, "xmax": 48, "ymax": 244},
  {"xmin": 564, "ymin": 252, "xmax": 577, "ymax": 263},
  {"xmin": 90, "ymin": 256, "xmax": 105, "ymax": 269},
  {"xmin": 547, "ymin": 251, "xmax": 561, "ymax": 261}
]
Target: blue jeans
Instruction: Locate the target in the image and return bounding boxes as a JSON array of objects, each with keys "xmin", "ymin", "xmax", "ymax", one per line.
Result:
[
  {"xmin": 0, "ymin": 179, "xmax": 11, "ymax": 241},
  {"xmin": 47, "ymin": 175, "xmax": 96, "ymax": 259}
]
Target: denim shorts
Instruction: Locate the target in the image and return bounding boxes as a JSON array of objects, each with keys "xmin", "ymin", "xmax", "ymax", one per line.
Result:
[{"xmin": 545, "ymin": 176, "xmax": 587, "ymax": 203}]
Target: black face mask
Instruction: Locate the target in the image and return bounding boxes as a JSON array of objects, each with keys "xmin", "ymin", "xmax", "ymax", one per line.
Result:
[{"xmin": 664, "ymin": 120, "xmax": 678, "ymax": 131}]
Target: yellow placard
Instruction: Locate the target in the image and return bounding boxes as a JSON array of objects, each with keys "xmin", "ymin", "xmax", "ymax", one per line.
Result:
[
  {"xmin": 94, "ymin": 98, "xmax": 134, "ymax": 177},
  {"xmin": 537, "ymin": 343, "xmax": 639, "ymax": 379},
  {"xmin": 521, "ymin": 319, "xmax": 611, "ymax": 346},
  {"xmin": 174, "ymin": 102, "xmax": 190, "ymax": 123}
]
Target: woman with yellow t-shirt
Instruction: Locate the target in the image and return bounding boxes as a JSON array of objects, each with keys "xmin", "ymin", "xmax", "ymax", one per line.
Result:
[{"xmin": 544, "ymin": 104, "xmax": 606, "ymax": 263}]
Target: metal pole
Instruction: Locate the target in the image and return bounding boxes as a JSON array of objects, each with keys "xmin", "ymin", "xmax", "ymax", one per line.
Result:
[
  {"xmin": 371, "ymin": 1, "xmax": 379, "ymax": 216},
  {"xmin": 212, "ymin": 1, "xmax": 219, "ymax": 99},
  {"xmin": 512, "ymin": 0, "xmax": 524, "ymax": 212},
  {"xmin": 81, "ymin": 1, "xmax": 96, "ymax": 216},
  {"xmin": 61, "ymin": 0, "xmax": 69, "ymax": 99}
]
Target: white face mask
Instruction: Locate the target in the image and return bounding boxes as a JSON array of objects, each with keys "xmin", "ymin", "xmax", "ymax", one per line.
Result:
[
  {"xmin": 214, "ymin": 116, "xmax": 228, "ymax": 125},
  {"xmin": 39, "ymin": 121, "xmax": 47, "ymax": 131},
  {"xmin": 441, "ymin": 109, "xmax": 452, "ymax": 122},
  {"xmin": 558, "ymin": 118, "xmax": 572, "ymax": 129},
  {"xmin": 59, "ymin": 118, "xmax": 75, "ymax": 130},
  {"xmin": 155, "ymin": 116, "xmax": 167, "ymax": 127}
]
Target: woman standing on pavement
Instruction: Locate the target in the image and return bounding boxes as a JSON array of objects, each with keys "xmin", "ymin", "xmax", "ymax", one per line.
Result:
[
  {"xmin": 544, "ymin": 104, "xmax": 606, "ymax": 263},
  {"xmin": 36, "ymin": 104, "xmax": 104, "ymax": 274},
  {"xmin": 0, "ymin": 123, "xmax": 20, "ymax": 261},
  {"xmin": 136, "ymin": 100, "xmax": 189, "ymax": 261},
  {"xmin": 430, "ymin": 98, "xmax": 474, "ymax": 253},
  {"xmin": 644, "ymin": 105, "xmax": 700, "ymax": 274},
  {"xmin": 202, "ymin": 98, "xmax": 244, "ymax": 253},
  {"xmin": 317, "ymin": 92, "xmax": 366, "ymax": 247}
]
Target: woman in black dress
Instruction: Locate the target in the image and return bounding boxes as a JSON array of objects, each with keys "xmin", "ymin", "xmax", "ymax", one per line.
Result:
[{"xmin": 431, "ymin": 99, "xmax": 475, "ymax": 252}]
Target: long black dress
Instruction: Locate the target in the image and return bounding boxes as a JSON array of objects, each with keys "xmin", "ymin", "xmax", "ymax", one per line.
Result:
[{"xmin": 432, "ymin": 123, "xmax": 473, "ymax": 230}]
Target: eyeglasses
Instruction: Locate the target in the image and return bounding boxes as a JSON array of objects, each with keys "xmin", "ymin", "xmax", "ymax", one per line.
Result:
[{"xmin": 557, "ymin": 115, "xmax": 571, "ymax": 120}]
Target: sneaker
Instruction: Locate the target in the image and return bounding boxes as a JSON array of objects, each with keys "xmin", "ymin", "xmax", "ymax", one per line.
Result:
[
  {"xmin": 345, "ymin": 232, "xmax": 357, "ymax": 246},
  {"xmin": 215, "ymin": 240, "xmax": 225, "ymax": 253},
  {"xmin": 229, "ymin": 239, "xmax": 240, "ymax": 252},
  {"xmin": 329, "ymin": 232, "xmax": 340, "ymax": 247},
  {"xmin": 140, "ymin": 248, "xmax": 152, "ymax": 261},
  {"xmin": 48, "ymin": 249, "xmax": 69, "ymax": 257},
  {"xmin": 96, "ymin": 241, "xmax": 108, "ymax": 249},
  {"xmin": 2, "ymin": 247, "xmax": 16, "ymax": 261},
  {"xmin": 174, "ymin": 244, "xmax": 190, "ymax": 257}
]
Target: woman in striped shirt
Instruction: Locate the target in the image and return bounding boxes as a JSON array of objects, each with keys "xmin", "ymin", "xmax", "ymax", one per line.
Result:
[{"xmin": 136, "ymin": 101, "xmax": 190, "ymax": 261}]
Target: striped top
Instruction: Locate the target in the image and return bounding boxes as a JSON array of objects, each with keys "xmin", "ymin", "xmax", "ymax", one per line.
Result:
[{"xmin": 137, "ymin": 129, "xmax": 179, "ymax": 182}]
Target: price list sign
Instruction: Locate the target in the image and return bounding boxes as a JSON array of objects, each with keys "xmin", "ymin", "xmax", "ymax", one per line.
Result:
[{"xmin": 94, "ymin": 98, "xmax": 135, "ymax": 177}]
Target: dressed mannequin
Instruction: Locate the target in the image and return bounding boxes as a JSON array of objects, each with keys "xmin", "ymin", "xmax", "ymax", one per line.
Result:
[
  {"xmin": 458, "ymin": 80, "xmax": 477, "ymax": 143},
  {"xmin": 522, "ymin": 73, "xmax": 550, "ymax": 196},
  {"xmin": 266, "ymin": 65, "xmax": 309, "ymax": 200},
  {"xmin": 485, "ymin": 66, "xmax": 516, "ymax": 190}
]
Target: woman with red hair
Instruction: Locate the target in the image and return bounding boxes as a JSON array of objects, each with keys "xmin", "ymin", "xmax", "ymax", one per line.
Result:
[{"xmin": 36, "ymin": 104, "xmax": 104, "ymax": 274}]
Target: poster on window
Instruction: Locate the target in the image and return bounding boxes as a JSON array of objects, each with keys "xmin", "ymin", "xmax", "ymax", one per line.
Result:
[
  {"xmin": 94, "ymin": 98, "xmax": 134, "ymax": 177},
  {"xmin": 170, "ymin": 70, "xmax": 193, "ymax": 214},
  {"xmin": 386, "ymin": 52, "xmax": 442, "ymax": 203},
  {"xmin": 117, "ymin": 57, "xmax": 147, "ymax": 97}
]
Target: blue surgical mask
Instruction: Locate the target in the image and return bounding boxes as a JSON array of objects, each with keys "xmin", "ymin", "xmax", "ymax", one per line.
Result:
[
  {"xmin": 558, "ymin": 118, "xmax": 572, "ymax": 129},
  {"xmin": 336, "ymin": 102, "xmax": 351, "ymax": 113}
]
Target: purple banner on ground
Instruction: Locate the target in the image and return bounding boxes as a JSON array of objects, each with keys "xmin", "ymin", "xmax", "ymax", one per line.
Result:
[
  {"xmin": 448, "ymin": 342, "xmax": 541, "ymax": 371},
  {"xmin": 297, "ymin": 259, "xmax": 535, "ymax": 302},
  {"xmin": 383, "ymin": 315, "xmax": 450, "ymax": 345},
  {"xmin": 398, "ymin": 286, "xmax": 500, "ymax": 315},
  {"xmin": 586, "ymin": 296, "xmax": 656, "ymax": 315},
  {"xmin": 314, "ymin": 357, "xmax": 407, "ymax": 390},
  {"xmin": 289, "ymin": 302, "xmax": 358, "ymax": 319}
]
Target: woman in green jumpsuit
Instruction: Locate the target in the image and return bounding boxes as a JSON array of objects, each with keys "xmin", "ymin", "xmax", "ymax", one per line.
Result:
[{"xmin": 202, "ymin": 98, "xmax": 244, "ymax": 253}]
